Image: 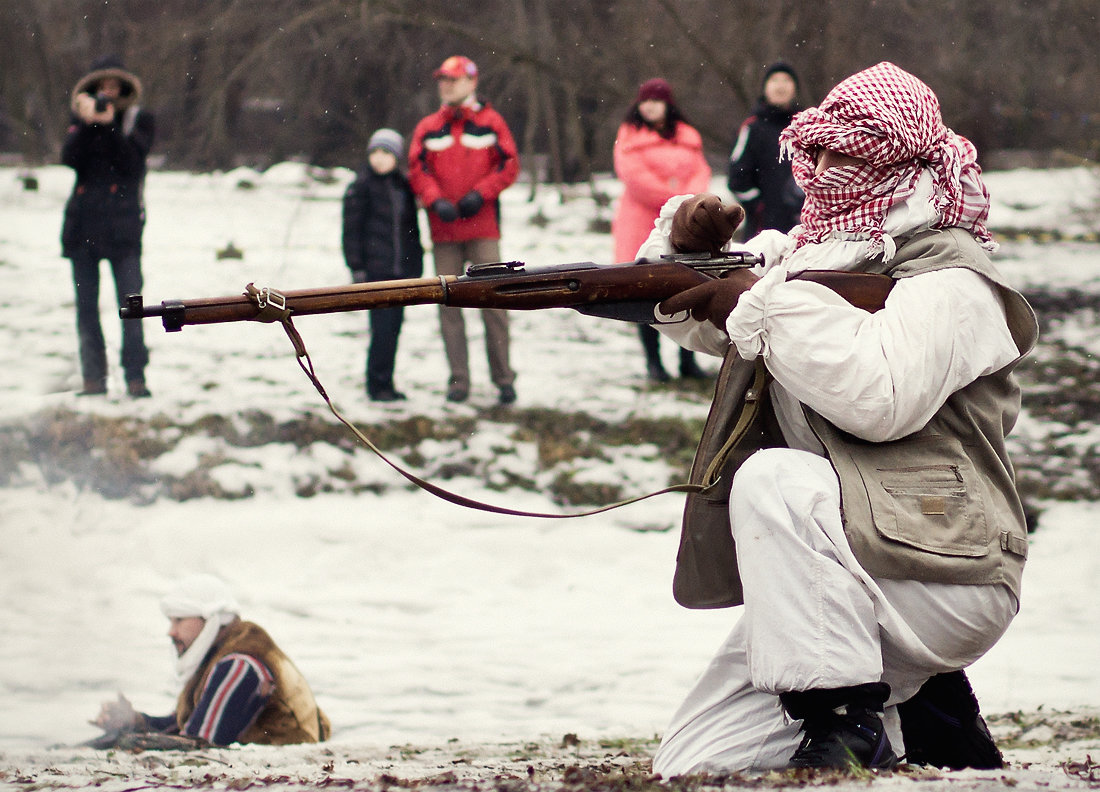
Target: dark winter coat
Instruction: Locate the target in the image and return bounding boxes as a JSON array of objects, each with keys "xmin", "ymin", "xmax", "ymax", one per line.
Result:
[
  {"xmin": 726, "ymin": 101, "xmax": 803, "ymax": 239},
  {"xmin": 341, "ymin": 167, "xmax": 424, "ymax": 282},
  {"xmin": 60, "ymin": 63, "xmax": 154, "ymax": 260}
]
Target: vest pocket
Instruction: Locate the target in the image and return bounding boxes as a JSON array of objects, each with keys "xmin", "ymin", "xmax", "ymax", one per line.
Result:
[{"xmin": 865, "ymin": 439, "xmax": 989, "ymax": 558}]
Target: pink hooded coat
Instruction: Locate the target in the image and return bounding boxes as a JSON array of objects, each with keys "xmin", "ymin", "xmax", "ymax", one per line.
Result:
[{"xmin": 612, "ymin": 121, "xmax": 712, "ymax": 263}]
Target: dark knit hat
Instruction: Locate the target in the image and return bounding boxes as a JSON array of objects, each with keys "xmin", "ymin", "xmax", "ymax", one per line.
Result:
[
  {"xmin": 367, "ymin": 128, "xmax": 404, "ymax": 159},
  {"xmin": 635, "ymin": 78, "xmax": 674, "ymax": 104},
  {"xmin": 763, "ymin": 61, "xmax": 799, "ymax": 88}
]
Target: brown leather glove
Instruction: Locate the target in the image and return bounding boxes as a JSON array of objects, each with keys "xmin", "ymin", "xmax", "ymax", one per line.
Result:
[
  {"xmin": 658, "ymin": 269, "xmax": 759, "ymax": 330},
  {"xmin": 670, "ymin": 193, "xmax": 746, "ymax": 255}
]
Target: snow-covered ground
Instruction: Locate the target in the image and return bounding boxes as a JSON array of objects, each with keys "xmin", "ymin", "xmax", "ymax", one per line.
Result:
[{"xmin": 0, "ymin": 163, "xmax": 1098, "ymax": 787}]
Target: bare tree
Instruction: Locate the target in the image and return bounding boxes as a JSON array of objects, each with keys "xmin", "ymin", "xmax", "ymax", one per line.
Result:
[{"xmin": 2, "ymin": 0, "xmax": 1097, "ymax": 170}]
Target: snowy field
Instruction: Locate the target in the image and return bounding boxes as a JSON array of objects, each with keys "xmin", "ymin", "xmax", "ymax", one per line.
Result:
[{"xmin": 0, "ymin": 163, "xmax": 1098, "ymax": 789}]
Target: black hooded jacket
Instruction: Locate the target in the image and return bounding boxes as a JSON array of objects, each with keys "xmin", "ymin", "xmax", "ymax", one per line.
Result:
[
  {"xmin": 726, "ymin": 100, "xmax": 803, "ymax": 239},
  {"xmin": 60, "ymin": 58, "xmax": 155, "ymax": 259}
]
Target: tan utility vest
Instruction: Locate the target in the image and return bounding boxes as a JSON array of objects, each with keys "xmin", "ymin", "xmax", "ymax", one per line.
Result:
[
  {"xmin": 673, "ymin": 228, "xmax": 1039, "ymax": 609},
  {"xmin": 176, "ymin": 620, "xmax": 331, "ymax": 745}
]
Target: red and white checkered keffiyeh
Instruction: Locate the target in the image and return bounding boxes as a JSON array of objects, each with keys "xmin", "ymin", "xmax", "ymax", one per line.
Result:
[{"xmin": 780, "ymin": 62, "xmax": 993, "ymax": 254}]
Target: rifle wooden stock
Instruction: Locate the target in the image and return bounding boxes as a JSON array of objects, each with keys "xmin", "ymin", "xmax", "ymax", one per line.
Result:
[
  {"xmin": 120, "ymin": 254, "xmax": 894, "ymax": 332},
  {"xmin": 790, "ymin": 270, "xmax": 894, "ymax": 314}
]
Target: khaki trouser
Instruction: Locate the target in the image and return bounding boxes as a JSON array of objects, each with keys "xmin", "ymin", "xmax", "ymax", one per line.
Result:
[{"xmin": 432, "ymin": 239, "xmax": 515, "ymax": 391}]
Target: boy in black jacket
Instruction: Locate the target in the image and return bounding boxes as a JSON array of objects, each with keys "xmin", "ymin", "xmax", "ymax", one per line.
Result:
[{"xmin": 342, "ymin": 129, "xmax": 424, "ymax": 401}]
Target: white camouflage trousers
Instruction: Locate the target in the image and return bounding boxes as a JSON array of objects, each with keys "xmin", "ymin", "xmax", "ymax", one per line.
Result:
[{"xmin": 653, "ymin": 448, "xmax": 1018, "ymax": 775}]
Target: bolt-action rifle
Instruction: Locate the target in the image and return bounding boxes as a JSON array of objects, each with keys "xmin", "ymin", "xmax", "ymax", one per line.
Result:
[
  {"xmin": 119, "ymin": 252, "xmax": 894, "ymax": 331},
  {"xmin": 116, "ymin": 252, "xmax": 895, "ymax": 519}
]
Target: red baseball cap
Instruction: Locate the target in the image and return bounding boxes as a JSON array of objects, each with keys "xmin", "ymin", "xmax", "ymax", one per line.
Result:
[{"xmin": 433, "ymin": 55, "xmax": 478, "ymax": 80}]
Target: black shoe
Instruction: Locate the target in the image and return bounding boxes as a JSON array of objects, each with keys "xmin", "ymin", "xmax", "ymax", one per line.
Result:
[
  {"xmin": 679, "ymin": 351, "xmax": 708, "ymax": 379},
  {"xmin": 126, "ymin": 380, "xmax": 151, "ymax": 398},
  {"xmin": 446, "ymin": 386, "xmax": 468, "ymax": 403},
  {"xmin": 898, "ymin": 670, "xmax": 1003, "ymax": 769},
  {"xmin": 680, "ymin": 360, "xmax": 709, "ymax": 379},
  {"xmin": 781, "ymin": 683, "xmax": 898, "ymax": 771},
  {"xmin": 370, "ymin": 388, "xmax": 407, "ymax": 402},
  {"xmin": 788, "ymin": 705, "xmax": 899, "ymax": 771},
  {"xmin": 646, "ymin": 361, "xmax": 671, "ymax": 382},
  {"xmin": 79, "ymin": 379, "xmax": 107, "ymax": 396},
  {"xmin": 498, "ymin": 384, "xmax": 517, "ymax": 405}
]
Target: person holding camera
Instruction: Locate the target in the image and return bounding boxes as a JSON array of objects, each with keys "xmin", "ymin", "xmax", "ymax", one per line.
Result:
[{"xmin": 61, "ymin": 55, "xmax": 155, "ymax": 398}]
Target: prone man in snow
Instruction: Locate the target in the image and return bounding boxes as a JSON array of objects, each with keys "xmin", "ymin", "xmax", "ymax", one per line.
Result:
[
  {"xmin": 89, "ymin": 574, "xmax": 329, "ymax": 749},
  {"xmin": 644, "ymin": 62, "xmax": 1037, "ymax": 773}
]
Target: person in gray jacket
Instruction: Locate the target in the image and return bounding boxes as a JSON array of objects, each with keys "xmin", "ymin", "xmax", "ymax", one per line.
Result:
[{"xmin": 643, "ymin": 62, "xmax": 1037, "ymax": 774}]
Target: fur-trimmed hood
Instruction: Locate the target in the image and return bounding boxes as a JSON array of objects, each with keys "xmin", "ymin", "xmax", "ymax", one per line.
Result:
[{"xmin": 70, "ymin": 56, "xmax": 143, "ymax": 114}]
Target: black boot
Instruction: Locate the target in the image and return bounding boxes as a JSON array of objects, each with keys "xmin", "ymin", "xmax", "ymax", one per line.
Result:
[
  {"xmin": 781, "ymin": 683, "xmax": 898, "ymax": 771},
  {"xmin": 370, "ymin": 387, "xmax": 407, "ymax": 402},
  {"xmin": 639, "ymin": 325, "xmax": 669, "ymax": 382},
  {"xmin": 898, "ymin": 670, "xmax": 1003, "ymax": 769},
  {"xmin": 647, "ymin": 360, "xmax": 671, "ymax": 382},
  {"xmin": 679, "ymin": 349, "xmax": 708, "ymax": 379}
]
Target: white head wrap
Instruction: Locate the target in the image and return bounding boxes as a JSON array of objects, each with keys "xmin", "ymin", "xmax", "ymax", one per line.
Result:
[{"xmin": 160, "ymin": 573, "xmax": 241, "ymax": 687}]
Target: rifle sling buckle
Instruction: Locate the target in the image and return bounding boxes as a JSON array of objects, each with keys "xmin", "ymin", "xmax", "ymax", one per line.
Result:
[{"xmin": 245, "ymin": 283, "xmax": 291, "ymax": 323}]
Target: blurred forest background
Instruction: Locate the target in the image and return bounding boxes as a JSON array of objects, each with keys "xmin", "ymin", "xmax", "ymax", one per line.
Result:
[{"xmin": 2, "ymin": 0, "xmax": 1098, "ymax": 179}]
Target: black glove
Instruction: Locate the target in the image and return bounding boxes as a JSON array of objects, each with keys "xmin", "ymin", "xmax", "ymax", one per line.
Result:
[
  {"xmin": 456, "ymin": 190, "xmax": 484, "ymax": 218},
  {"xmin": 431, "ymin": 199, "xmax": 459, "ymax": 222},
  {"xmin": 670, "ymin": 193, "xmax": 746, "ymax": 255},
  {"xmin": 351, "ymin": 269, "xmax": 367, "ymax": 283}
]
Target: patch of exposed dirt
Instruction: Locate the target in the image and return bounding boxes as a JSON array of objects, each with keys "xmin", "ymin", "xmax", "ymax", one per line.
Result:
[
  {"xmin": 2, "ymin": 287, "xmax": 1098, "ymax": 525},
  {"xmin": 3, "ymin": 713, "xmax": 1099, "ymax": 792}
]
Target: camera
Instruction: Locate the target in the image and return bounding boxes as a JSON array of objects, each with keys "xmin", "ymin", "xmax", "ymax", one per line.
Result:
[{"xmin": 94, "ymin": 92, "xmax": 111, "ymax": 113}]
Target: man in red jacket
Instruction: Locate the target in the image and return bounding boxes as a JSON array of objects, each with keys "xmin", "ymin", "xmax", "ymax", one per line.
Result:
[{"xmin": 409, "ymin": 55, "xmax": 520, "ymax": 405}]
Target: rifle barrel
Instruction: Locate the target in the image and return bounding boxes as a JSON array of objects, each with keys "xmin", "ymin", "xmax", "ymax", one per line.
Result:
[{"xmin": 121, "ymin": 277, "xmax": 451, "ymax": 331}]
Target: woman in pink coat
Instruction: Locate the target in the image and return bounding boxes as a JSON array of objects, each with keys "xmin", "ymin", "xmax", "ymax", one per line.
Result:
[{"xmin": 613, "ymin": 78, "xmax": 712, "ymax": 381}]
